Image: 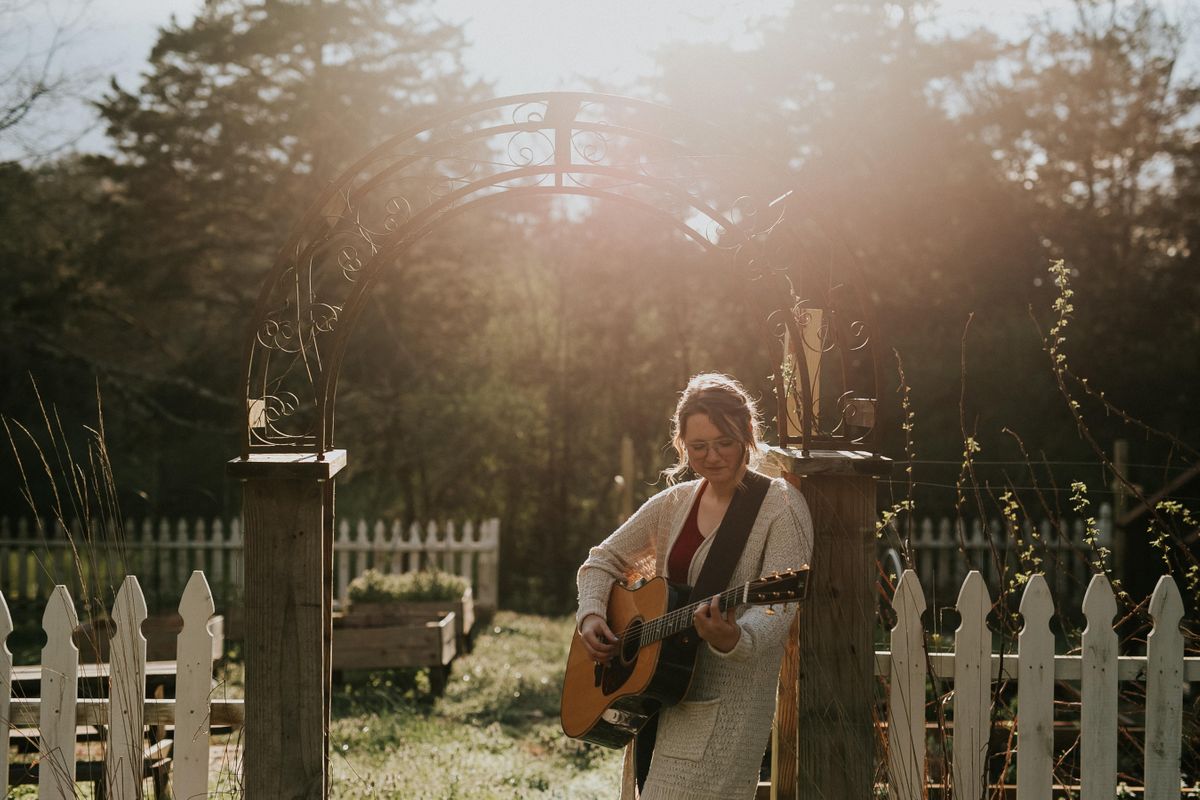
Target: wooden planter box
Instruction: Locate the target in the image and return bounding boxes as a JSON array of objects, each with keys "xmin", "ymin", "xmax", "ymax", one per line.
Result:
[
  {"xmin": 345, "ymin": 586, "xmax": 475, "ymax": 651},
  {"xmin": 331, "ymin": 609, "xmax": 456, "ymax": 675}
]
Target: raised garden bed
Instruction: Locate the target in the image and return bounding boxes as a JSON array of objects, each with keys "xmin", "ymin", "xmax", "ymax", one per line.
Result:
[
  {"xmin": 330, "ymin": 569, "xmax": 473, "ymax": 693},
  {"xmin": 348, "ymin": 585, "xmax": 474, "ymax": 652},
  {"xmin": 331, "ymin": 608, "xmax": 457, "ymax": 692}
]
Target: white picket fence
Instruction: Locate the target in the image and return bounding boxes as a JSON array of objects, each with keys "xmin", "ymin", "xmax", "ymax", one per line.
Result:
[
  {"xmin": 0, "ymin": 516, "xmax": 501, "ymax": 611},
  {"xmin": 877, "ymin": 569, "xmax": 1194, "ymax": 798},
  {"xmin": 0, "ymin": 571, "xmax": 243, "ymax": 799},
  {"xmin": 879, "ymin": 505, "xmax": 1113, "ymax": 608}
]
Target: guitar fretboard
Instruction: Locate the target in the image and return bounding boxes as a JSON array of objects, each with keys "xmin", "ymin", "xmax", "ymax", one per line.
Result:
[{"xmin": 634, "ymin": 583, "xmax": 749, "ymax": 648}]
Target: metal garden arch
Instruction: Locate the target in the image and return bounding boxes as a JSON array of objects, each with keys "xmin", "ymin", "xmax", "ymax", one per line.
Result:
[{"xmin": 228, "ymin": 92, "xmax": 885, "ymax": 799}]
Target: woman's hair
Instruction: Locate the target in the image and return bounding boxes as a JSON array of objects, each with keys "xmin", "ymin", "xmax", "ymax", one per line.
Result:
[{"xmin": 663, "ymin": 373, "xmax": 764, "ymax": 484}]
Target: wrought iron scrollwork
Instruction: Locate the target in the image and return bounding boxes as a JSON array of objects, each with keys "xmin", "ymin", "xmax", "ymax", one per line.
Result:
[{"xmin": 239, "ymin": 91, "xmax": 880, "ymax": 456}]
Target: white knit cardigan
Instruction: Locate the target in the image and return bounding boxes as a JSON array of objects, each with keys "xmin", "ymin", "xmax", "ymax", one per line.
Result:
[{"xmin": 575, "ymin": 475, "xmax": 814, "ymax": 800}]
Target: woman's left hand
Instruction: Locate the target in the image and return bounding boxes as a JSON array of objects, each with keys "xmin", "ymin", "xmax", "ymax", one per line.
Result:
[{"xmin": 694, "ymin": 595, "xmax": 741, "ymax": 653}]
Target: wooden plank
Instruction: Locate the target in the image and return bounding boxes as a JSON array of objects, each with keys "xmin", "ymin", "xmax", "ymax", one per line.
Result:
[
  {"xmin": 240, "ymin": 476, "xmax": 330, "ymax": 799},
  {"xmin": 11, "ymin": 661, "xmax": 180, "ymax": 684},
  {"xmin": 1081, "ymin": 574, "xmax": 1118, "ymax": 800},
  {"xmin": 40, "ymin": 586, "xmax": 79, "ymax": 800},
  {"xmin": 791, "ymin": 471, "xmax": 876, "ymax": 799},
  {"xmin": 331, "ymin": 613, "xmax": 456, "ymax": 670},
  {"xmin": 771, "ymin": 613, "xmax": 800, "ymax": 800},
  {"xmin": 768, "ymin": 447, "xmax": 892, "ymax": 477},
  {"xmin": 226, "ymin": 449, "xmax": 348, "ymax": 480},
  {"xmin": 887, "ymin": 570, "xmax": 926, "ymax": 800},
  {"xmin": 0, "ymin": 590, "xmax": 11, "ymax": 797},
  {"xmin": 6, "ymin": 698, "xmax": 244, "ymax": 727},
  {"xmin": 1144, "ymin": 576, "xmax": 1183, "ymax": 800},
  {"xmin": 106, "ymin": 576, "xmax": 148, "ymax": 799},
  {"xmin": 176, "ymin": 571, "xmax": 216, "ymax": 800},
  {"xmin": 952, "ymin": 571, "xmax": 990, "ymax": 800},
  {"xmin": 1017, "ymin": 575, "xmax": 1053, "ymax": 800}
]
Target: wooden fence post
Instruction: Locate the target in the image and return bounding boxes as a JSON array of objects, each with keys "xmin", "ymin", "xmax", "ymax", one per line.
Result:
[
  {"xmin": 776, "ymin": 449, "xmax": 888, "ymax": 799},
  {"xmin": 228, "ymin": 451, "xmax": 346, "ymax": 800}
]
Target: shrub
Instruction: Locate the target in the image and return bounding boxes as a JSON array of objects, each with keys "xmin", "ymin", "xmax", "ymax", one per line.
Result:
[{"xmin": 347, "ymin": 568, "xmax": 469, "ymax": 604}]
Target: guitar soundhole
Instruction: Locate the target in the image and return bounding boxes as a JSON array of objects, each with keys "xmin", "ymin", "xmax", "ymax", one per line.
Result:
[
  {"xmin": 620, "ymin": 619, "xmax": 643, "ymax": 664},
  {"xmin": 599, "ymin": 618, "xmax": 642, "ymax": 696}
]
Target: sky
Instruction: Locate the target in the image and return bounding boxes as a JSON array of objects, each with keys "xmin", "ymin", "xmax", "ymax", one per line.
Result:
[{"xmin": 3, "ymin": 0, "xmax": 1198, "ymax": 159}]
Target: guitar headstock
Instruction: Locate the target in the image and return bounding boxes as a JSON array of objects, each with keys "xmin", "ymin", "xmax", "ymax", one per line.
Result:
[{"xmin": 746, "ymin": 567, "xmax": 810, "ymax": 606}]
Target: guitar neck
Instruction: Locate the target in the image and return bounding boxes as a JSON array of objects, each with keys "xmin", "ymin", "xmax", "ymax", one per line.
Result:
[{"xmin": 636, "ymin": 584, "xmax": 747, "ymax": 648}]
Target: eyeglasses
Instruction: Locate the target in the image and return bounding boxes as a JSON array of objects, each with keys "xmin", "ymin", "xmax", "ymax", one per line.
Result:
[{"xmin": 684, "ymin": 437, "xmax": 742, "ymax": 458}]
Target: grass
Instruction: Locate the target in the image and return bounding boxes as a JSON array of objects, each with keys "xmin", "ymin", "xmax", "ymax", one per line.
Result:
[{"xmin": 327, "ymin": 611, "xmax": 621, "ymax": 799}]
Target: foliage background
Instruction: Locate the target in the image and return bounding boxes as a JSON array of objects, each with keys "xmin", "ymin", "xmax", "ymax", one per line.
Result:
[{"xmin": 3, "ymin": 0, "xmax": 1199, "ymax": 611}]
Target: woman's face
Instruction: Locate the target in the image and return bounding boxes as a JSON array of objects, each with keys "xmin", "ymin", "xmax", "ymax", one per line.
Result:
[{"xmin": 682, "ymin": 413, "xmax": 744, "ymax": 485}]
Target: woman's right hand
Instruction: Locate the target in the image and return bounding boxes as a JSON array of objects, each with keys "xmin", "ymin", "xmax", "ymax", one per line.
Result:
[{"xmin": 579, "ymin": 614, "xmax": 619, "ymax": 663}]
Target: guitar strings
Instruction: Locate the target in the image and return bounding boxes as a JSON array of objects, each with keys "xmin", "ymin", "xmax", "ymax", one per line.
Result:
[
  {"xmin": 622, "ymin": 584, "xmax": 745, "ymax": 645},
  {"xmin": 625, "ymin": 576, "xmax": 801, "ymax": 646}
]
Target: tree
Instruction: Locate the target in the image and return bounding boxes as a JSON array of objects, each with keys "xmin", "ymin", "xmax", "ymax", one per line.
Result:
[
  {"xmin": 0, "ymin": 0, "xmax": 99, "ymax": 160},
  {"xmin": 42, "ymin": 0, "xmax": 489, "ymax": 516},
  {"xmin": 973, "ymin": 0, "xmax": 1200, "ymax": 446}
]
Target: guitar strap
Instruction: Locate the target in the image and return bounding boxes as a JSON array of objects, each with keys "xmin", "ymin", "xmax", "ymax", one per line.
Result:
[
  {"xmin": 687, "ymin": 469, "xmax": 772, "ymax": 603},
  {"xmin": 635, "ymin": 469, "xmax": 772, "ymax": 792}
]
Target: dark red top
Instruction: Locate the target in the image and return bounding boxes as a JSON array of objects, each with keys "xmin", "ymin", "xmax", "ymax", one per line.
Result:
[{"xmin": 668, "ymin": 482, "xmax": 708, "ymax": 582}]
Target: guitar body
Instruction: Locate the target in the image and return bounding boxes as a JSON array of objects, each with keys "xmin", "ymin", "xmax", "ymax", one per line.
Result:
[{"xmin": 560, "ymin": 577, "xmax": 698, "ymax": 748}]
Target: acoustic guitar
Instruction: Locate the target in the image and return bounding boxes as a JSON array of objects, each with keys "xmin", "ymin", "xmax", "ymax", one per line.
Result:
[{"xmin": 560, "ymin": 568, "xmax": 809, "ymax": 748}]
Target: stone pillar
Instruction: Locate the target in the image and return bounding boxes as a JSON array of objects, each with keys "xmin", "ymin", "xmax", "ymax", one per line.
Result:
[{"xmin": 227, "ymin": 450, "xmax": 346, "ymax": 799}]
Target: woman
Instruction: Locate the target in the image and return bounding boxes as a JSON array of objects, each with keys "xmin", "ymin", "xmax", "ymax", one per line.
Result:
[{"xmin": 576, "ymin": 373, "xmax": 814, "ymax": 800}]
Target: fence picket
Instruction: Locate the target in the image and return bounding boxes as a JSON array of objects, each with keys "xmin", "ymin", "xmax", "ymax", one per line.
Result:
[
  {"xmin": 336, "ymin": 520, "xmax": 351, "ymax": 605},
  {"xmin": 1017, "ymin": 575, "xmax": 1053, "ymax": 800},
  {"xmin": 0, "ymin": 589, "xmax": 11, "ymax": 797},
  {"xmin": 952, "ymin": 570, "xmax": 991, "ymax": 800},
  {"xmin": 887, "ymin": 570, "xmax": 926, "ymax": 800},
  {"xmin": 389, "ymin": 521, "xmax": 405, "ymax": 573},
  {"xmin": 176, "ymin": 571, "xmax": 216, "ymax": 800},
  {"xmin": 192, "ymin": 517, "xmax": 208, "ymax": 588},
  {"xmin": 371, "ymin": 520, "xmax": 387, "ymax": 572},
  {"xmin": 462, "ymin": 521, "xmax": 477, "ymax": 585},
  {"xmin": 138, "ymin": 520, "xmax": 154, "ymax": 597},
  {"xmin": 106, "ymin": 576, "xmax": 148, "ymax": 798},
  {"xmin": 445, "ymin": 521, "xmax": 458, "ymax": 575},
  {"xmin": 16, "ymin": 518, "xmax": 30, "ymax": 601},
  {"xmin": 1080, "ymin": 573, "xmax": 1118, "ymax": 800},
  {"xmin": 39, "ymin": 585, "xmax": 79, "ymax": 800},
  {"xmin": 211, "ymin": 519, "xmax": 226, "ymax": 602},
  {"xmin": 229, "ymin": 518, "xmax": 244, "ymax": 597},
  {"xmin": 175, "ymin": 519, "xmax": 191, "ymax": 593},
  {"xmin": 1145, "ymin": 576, "xmax": 1184, "ymax": 799}
]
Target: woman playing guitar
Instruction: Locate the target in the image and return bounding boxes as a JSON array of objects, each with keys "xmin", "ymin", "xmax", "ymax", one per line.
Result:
[{"xmin": 575, "ymin": 373, "xmax": 814, "ymax": 800}]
